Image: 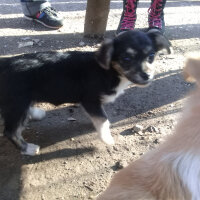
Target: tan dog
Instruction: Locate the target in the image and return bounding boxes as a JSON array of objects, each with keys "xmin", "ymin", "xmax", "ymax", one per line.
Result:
[{"xmin": 97, "ymin": 56, "xmax": 200, "ymax": 200}]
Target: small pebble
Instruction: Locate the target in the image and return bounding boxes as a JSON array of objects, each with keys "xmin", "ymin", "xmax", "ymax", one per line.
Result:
[
  {"xmin": 133, "ymin": 124, "xmax": 143, "ymax": 133},
  {"xmin": 79, "ymin": 41, "xmax": 85, "ymax": 46},
  {"xmin": 146, "ymin": 126, "xmax": 159, "ymax": 133},
  {"xmin": 32, "ymin": 39, "xmax": 40, "ymax": 43},
  {"xmin": 67, "ymin": 117, "xmax": 76, "ymax": 121},
  {"xmin": 21, "ymin": 37, "xmax": 31, "ymax": 41},
  {"xmin": 112, "ymin": 160, "xmax": 127, "ymax": 171},
  {"xmin": 113, "ymin": 146, "xmax": 119, "ymax": 151},
  {"xmin": 18, "ymin": 41, "xmax": 34, "ymax": 48},
  {"xmin": 153, "ymin": 138, "xmax": 159, "ymax": 144}
]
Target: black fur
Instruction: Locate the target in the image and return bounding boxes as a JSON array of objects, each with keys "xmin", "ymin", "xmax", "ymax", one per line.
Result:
[{"xmin": 0, "ymin": 30, "xmax": 170, "ymax": 155}]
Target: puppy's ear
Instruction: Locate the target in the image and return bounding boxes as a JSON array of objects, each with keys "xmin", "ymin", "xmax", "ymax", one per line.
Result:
[
  {"xmin": 147, "ymin": 29, "xmax": 171, "ymax": 54},
  {"xmin": 183, "ymin": 56, "xmax": 200, "ymax": 84},
  {"xmin": 96, "ymin": 39, "xmax": 114, "ymax": 70}
]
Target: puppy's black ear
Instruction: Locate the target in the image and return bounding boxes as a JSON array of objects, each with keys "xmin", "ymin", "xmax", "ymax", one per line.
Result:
[
  {"xmin": 147, "ymin": 29, "xmax": 171, "ymax": 54},
  {"xmin": 95, "ymin": 39, "xmax": 114, "ymax": 70}
]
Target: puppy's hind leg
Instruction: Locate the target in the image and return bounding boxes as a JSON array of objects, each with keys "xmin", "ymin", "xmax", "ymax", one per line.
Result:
[
  {"xmin": 3, "ymin": 107, "xmax": 40, "ymax": 155},
  {"xmin": 28, "ymin": 106, "xmax": 46, "ymax": 121},
  {"xmin": 5, "ymin": 124, "xmax": 40, "ymax": 156},
  {"xmin": 82, "ymin": 102, "xmax": 114, "ymax": 145}
]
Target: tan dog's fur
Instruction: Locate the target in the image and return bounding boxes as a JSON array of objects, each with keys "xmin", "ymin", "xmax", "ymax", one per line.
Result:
[{"xmin": 97, "ymin": 56, "xmax": 200, "ymax": 200}]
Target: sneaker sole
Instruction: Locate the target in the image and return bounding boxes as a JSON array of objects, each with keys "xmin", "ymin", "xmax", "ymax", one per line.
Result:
[{"xmin": 24, "ymin": 15, "xmax": 62, "ymax": 29}]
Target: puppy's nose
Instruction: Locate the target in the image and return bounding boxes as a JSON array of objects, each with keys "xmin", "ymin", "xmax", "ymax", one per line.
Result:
[{"xmin": 140, "ymin": 72, "xmax": 150, "ymax": 81}]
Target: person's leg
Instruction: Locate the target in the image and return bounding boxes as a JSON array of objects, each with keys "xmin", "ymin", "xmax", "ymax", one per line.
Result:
[
  {"xmin": 116, "ymin": 0, "xmax": 139, "ymax": 35},
  {"xmin": 21, "ymin": 0, "xmax": 50, "ymax": 16},
  {"xmin": 148, "ymin": 0, "xmax": 166, "ymax": 33},
  {"xmin": 20, "ymin": 0, "xmax": 63, "ymax": 29}
]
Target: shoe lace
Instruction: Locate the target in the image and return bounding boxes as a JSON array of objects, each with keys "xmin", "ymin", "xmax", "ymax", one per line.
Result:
[
  {"xmin": 41, "ymin": 7, "xmax": 58, "ymax": 17},
  {"xmin": 148, "ymin": 0, "xmax": 163, "ymax": 28},
  {"xmin": 121, "ymin": 0, "xmax": 137, "ymax": 30}
]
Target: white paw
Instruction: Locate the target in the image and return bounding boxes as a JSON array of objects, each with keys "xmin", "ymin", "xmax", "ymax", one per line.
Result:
[
  {"xmin": 29, "ymin": 107, "xmax": 46, "ymax": 121},
  {"xmin": 21, "ymin": 143, "xmax": 40, "ymax": 156},
  {"xmin": 100, "ymin": 133, "xmax": 115, "ymax": 145}
]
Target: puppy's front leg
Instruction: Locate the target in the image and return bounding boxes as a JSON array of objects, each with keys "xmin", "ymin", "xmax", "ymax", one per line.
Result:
[{"xmin": 82, "ymin": 102, "xmax": 114, "ymax": 145}]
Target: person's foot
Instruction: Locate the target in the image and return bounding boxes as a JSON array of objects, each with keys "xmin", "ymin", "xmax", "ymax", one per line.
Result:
[
  {"xmin": 116, "ymin": 0, "xmax": 138, "ymax": 35},
  {"xmin": 25, "ymin": 7, "xmax": 63, "ymax": 29},
  {"xmin": 148, "ymin": 0, "xmax": 166, "ymax": 33}
]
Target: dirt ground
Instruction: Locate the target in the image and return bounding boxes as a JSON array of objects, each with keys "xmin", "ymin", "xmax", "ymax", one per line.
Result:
[{"xmin": 0, "ymin": 0, "xmax": 200, "ymax": 199}]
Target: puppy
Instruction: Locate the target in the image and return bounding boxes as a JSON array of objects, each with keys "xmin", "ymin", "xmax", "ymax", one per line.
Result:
[
  {"xmin": 0, "ymin": 30, "xmax": 170, "ymax": 156},
  {"xmin": 97, "ymin": 56, "xmax": 200, "ymax": 200}
]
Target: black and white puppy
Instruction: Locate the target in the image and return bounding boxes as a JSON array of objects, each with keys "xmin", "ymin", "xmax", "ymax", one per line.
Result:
[{"xmin": 0, "ymin": 30, "xmax": 170, "ymax": 155}]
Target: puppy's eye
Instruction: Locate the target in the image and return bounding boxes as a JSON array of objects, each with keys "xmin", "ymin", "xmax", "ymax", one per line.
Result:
[
  {"xmin": 147, "ymin": 53, "xmax": 155, "ymax": 63},
  {"xmin": 122, "ymin": 57, "xmax": 132, "ymax": 62}
]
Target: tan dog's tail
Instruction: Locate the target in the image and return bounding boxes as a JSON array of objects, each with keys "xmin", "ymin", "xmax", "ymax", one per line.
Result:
[{"xmin": 183, "ymin": 54, "xmax": 200, "ymax": 83}]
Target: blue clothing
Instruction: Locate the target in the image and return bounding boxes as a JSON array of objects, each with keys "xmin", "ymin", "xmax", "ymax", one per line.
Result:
[{"xmin": 20, "ymin": 0, "xmax": 50, "ymax": 16}]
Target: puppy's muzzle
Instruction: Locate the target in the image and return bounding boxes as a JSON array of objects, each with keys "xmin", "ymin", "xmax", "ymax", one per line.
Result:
[
  {"xmin": 131, "ymin": 72, "xmax": 154, "ymax": 86},
  {"xmin": 125, "ymin": 63, "xmax": 154, "ymax": 86}
]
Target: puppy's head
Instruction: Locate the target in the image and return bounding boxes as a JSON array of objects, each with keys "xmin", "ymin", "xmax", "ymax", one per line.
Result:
[
  {"xmin": 96, "ymin": 30, "xmax": 171, "ymax": 86},
  {"xmin": 183, "ymin": 54, "xmax": 200, "ymax": 85}
]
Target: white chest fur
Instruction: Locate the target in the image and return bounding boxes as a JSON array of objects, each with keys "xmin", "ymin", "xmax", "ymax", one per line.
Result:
[{"xmin": 102, "ymin": 76, "xmax": 131, "ymax": 104}]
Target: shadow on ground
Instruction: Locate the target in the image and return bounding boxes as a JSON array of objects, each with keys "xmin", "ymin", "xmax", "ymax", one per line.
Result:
[{"xmin": 0, "ymin": 21, "xmax": 200, "ymax": 55}]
